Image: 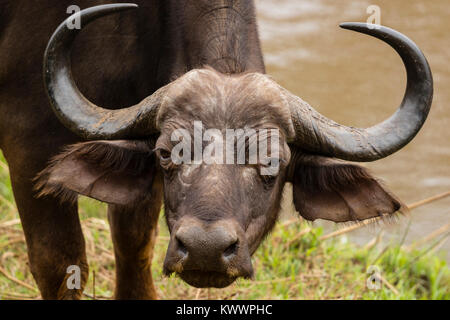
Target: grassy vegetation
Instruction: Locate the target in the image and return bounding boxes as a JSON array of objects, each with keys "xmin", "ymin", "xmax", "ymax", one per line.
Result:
[{"xmin": 0, "ymin": 151, "xmax": 449, "ymax": 300}]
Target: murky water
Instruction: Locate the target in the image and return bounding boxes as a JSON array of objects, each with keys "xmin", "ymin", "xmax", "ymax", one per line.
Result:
[{"xmin": 255, "ymin": 0, "xmax": 450, "ymax": 260}]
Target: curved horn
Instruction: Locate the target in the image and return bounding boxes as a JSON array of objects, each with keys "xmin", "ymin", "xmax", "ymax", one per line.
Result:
[
  {"xmin": 44, "ymin": 4, "xmax": 165, "ymax": 140},
  {"xmin": 288, "ymin": 23, "xmax": 433, "ymax": 162}
]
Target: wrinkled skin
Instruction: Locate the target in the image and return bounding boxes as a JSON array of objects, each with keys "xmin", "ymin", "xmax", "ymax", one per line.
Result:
[{"xmin": 1, "ymin": 0, "xmax": 410, "ymax": 299}]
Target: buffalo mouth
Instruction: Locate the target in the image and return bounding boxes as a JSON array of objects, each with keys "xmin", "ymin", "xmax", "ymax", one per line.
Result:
[{"xmin": 178, "ymin": 270, "xmax": 239, "ymax": 288}]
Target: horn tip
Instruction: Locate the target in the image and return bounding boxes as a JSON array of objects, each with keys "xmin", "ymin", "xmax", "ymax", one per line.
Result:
[
  {"xmin": 116, "ymin": 3, "xmax": 139, "ymax": 10},
  {"xmin": 339, "ymin": 22, "xmax": 367, "ymax": 30},
  {"xmin": 106, "ymin": 3, "xmax": 139, "ymax": 11}
]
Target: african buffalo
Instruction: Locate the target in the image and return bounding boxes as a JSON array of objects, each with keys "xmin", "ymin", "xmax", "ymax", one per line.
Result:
[{"xmin": 0, "ymin": 1, "xmax": 432, "ymax": 299}]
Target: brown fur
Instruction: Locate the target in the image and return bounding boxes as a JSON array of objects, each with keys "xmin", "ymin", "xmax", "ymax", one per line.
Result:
[
  {"xmin": 288, "ymin": 149, "xmax": 406, "ymax": 223},
  {"xmin": 34, "ymin": 140, "xmax": 155, "ymax": 204},
  {"xmin": 287, "ymin": 152, "xmax": 375, "ymax": 192}
]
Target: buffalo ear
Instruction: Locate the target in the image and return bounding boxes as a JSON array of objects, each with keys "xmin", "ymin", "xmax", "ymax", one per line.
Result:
[
  {"xmin": 287, "ymin": 150, "xmax": 406, "ymax": 222},
  {"xmin": 35, "ymin": 140, "xmax": 157, "ymax": 206}
]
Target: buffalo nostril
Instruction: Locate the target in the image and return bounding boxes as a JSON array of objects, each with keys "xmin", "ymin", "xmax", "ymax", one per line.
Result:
[
  {"xmin": 176, "ymin": 236, "xmax": 188, "ymax": 256},
  {"xmin": 223, "ymin": 240, "xmax": 238, "ymax": 258}
]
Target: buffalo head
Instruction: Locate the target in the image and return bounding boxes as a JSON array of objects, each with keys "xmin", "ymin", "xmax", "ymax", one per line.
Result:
[{"xmin": 36, "ymin": 5, "xmax": 432, "ymax": 288}]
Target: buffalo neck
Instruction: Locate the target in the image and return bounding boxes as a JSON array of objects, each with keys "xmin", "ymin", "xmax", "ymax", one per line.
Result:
[{"xmin": 163, "ymin": 0, "xmax": 266, "ymax": 76}]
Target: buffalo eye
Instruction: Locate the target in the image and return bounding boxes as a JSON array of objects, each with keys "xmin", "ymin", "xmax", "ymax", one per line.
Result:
[
  {"xmin": 260, "ymin": 173, "xmax": 277, "ymax": 188},
  {"xmin": 259, "ymin": 158, "xmax": 280, "ymax": 188},
  {"xmin": 159, "ymin": 149, "xmax": 171, "ymax": 160},
  {"xmin": 156, "ymin": 148, "xmax": 172, "ymax": 168}
]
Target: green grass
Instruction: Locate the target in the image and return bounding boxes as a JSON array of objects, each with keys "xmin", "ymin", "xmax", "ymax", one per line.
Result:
[{"xmin": 0, "ymin": 151, "xmax": 449, "ymax": 300}]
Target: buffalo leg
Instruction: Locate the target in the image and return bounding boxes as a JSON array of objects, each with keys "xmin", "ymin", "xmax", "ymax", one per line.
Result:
[
  {"xmin": 107, "ymin": 174, "xmax": 163, "ymax": 300},
  {"xmin": 5, "ymin": 157, "xmax": 88, "ymax": 300}
]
